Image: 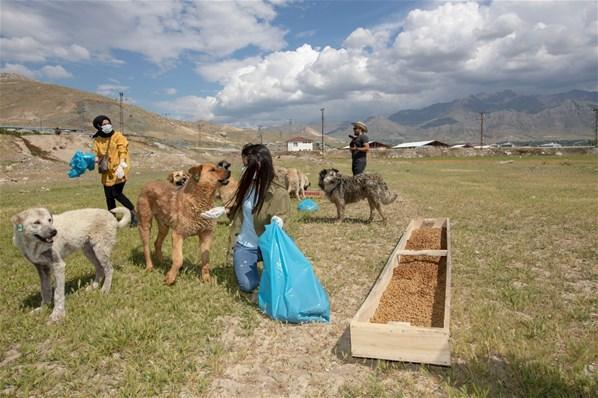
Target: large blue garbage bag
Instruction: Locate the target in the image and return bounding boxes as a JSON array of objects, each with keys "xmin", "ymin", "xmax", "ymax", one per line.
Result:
[
  {"xmin": 257, "ymin": 223, "xmax": 330, "ymax": 323},
  {"xmin": 297, "ymin": 198, "xmax": 319, "ymax": 212},
  {"xmin": 68, "ymin": 150, "xmax": 95, "ymax": 178}
]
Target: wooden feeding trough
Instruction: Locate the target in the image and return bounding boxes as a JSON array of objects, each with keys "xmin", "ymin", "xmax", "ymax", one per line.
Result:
[
  {"xmin": 303, "ymin": 190, "xmax": 323, "ymax": 198},
  {"xmin": 350, "ymin": 218, "xmax": 452, "ymax": 366}
]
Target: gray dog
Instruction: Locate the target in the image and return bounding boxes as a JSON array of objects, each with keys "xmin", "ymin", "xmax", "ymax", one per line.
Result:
[
  {"xmin": 318, "ymin": 168, "xmax": 397, "ymax": 223},
  {"xmin": 11, "ymin": 207, "xmax": 130, "ymax": 322}
]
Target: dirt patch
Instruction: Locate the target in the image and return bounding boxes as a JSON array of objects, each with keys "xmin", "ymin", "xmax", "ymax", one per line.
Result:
[
  {"xmin": 371, "ymin": 256, "xmax": 446, "ymax": 327},
  {"xmin": 405, "ymin": 227, "xmax": 445, "ymax": 250}
]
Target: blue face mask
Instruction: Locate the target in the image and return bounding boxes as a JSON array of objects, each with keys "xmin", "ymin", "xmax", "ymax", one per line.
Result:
[{"xmin": 101, "ymin": 124, "xmax": 113, "ymax": 133}]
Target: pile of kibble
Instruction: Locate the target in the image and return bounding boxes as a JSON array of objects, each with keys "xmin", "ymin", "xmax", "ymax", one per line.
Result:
[
  {"xmin": 405, "ymin": 227, "xmax": 445, "ymax": 250},
  {"xmin": 371, "ymin": 255, "xmax": 446, "ymax": 327}
]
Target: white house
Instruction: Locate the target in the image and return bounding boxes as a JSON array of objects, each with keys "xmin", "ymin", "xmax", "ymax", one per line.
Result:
[{"xmin": 287, "ymin": 136, "xmax": 313, "ymax": 151}]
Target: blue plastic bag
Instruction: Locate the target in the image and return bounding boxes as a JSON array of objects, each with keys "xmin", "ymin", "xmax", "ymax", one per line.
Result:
[
  {"xmin": 68, "ymin": 150, "xmax": 95, "ymax": 178},
  {"xmin": 297, "ymin": 198, "xmax": 320, "ymax": 212},
  {"xmin": 258, "ymin": 223, "xmax": 330, "ymax": 323}
]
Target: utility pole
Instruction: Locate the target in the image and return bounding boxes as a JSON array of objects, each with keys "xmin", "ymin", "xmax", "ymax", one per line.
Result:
[
  {"xmin": 593, "ymin": 108, "xmax": 598, "ymax": 147},
  {"xmin": 288, "ymin": 119, "xmax": 292, "ymax": 136},
  {"xmin": 119, "ymin": 92, "xmax": 124, "ymax": 134},
  {"xmin": 258, "ymin": 125, "xmax": 263, "ymax": 144},
  {"xmin": 479, "ymin": 112, "xmax": 485, "ymax": 148},
  {"xmin": 320, "ymin": 108, "xmax": 325, "ymax": 155}
]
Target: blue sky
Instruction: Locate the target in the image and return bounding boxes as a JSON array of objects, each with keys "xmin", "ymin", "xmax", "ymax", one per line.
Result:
[{"xmin": 1, "ymin": 0, "xmax": 597, "ymax": 127}]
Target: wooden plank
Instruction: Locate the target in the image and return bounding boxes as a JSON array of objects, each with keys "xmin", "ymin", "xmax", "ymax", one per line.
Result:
[
  {"xmin": 443, "ymin": 219, "xmax": 452, "ymax": 330},
  {"xmin": 350, "ymin": 321, "xmax": 450, "ymax": 366},
  {"xmin": 353, "ymin": 219, "xmax": 419, "ymax": 322},
  {"xmin": 397, "ymin": 249, "xmax": 448, "ymax": 257}
]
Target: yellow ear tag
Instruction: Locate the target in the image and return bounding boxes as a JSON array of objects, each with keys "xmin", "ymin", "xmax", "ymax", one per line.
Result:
[
  {"xmin": 193, "ymin": 174, "xmax": 200, "ymax": 182},
  {"xmin": 17, "ymin": 224, "xmax": 24, "ymax": 232}
]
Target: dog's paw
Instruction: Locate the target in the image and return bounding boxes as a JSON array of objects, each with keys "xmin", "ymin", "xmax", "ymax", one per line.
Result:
[
  {"xmin": 201, "ymin": 270, "xmax": 212, "ymax": 283},
  {"xmin": 85, "ymin": 282, "xmax": 100, "ymax": 292},
  {"xmin": 144, "ymin": 265, "xmax": 154, "ymax": 273},
  {"xmin": 30, "ymin": 306, "xmax": 44, "ymax": 314},
  {"xmin": 164, "ymin": 272, "xmax": 177, "ymax": 285},
  {"xmin": 48, "ymin": 311, "xmax": 65, "ymax": 324}
]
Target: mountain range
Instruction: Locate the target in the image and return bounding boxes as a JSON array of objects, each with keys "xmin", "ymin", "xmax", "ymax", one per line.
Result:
[
  {"xmin": 325, "ymin": 89, "xmax": 598, "ymax": 145},
  {"xmin": 1, "ymin": 73, "xmax": 596, "ymax": 146}
]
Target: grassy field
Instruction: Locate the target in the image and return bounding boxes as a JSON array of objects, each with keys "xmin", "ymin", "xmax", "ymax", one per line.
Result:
[{"xmin": 1, "ymin": 154, "xmax": 596, "ymax": 397}]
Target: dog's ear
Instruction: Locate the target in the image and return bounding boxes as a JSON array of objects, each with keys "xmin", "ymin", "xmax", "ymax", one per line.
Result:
[
  {"xmin": 10, "ymin": 212, "xmax": 23, "ymax": 226},
  {"xmin": 332, "ymin": 168, "xmax": 339, "ymax": 173},
  {"xmin": 187, "ymin": 165, "xmax": 203, "ymax": 182},
  {"xmin": 167, "ymin": 173, "xmax": 175, "ymax": 183}
]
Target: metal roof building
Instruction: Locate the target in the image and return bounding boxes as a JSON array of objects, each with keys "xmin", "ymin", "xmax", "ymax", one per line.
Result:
[{"xmin": 392, "ymin": 140, "xmax": 449, "ymax": 149}]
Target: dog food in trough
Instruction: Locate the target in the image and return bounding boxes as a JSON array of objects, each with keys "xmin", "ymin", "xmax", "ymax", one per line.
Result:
[
  {"xmin": 371, "ymin": 256, "xmax": 446, "ymax": 327},
  {"xmin": 405, "ymin": 227, "xmax": 445, "ymax": 250}
]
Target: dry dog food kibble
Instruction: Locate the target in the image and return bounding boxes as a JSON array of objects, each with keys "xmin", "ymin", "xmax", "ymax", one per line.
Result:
[
  {"xmin": 371, "ymin": 256, "xmax": 446, "ymax": 327},
  {"xmin": 405, "ymin": 227, "xmax": 445, "ymax": 250}
]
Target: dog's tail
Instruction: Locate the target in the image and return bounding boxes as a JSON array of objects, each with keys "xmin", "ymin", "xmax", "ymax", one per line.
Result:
[
  {"xmin": 373, "ymin": 176, "xmax": 398, "ymax": 205},
  {"xmin": 111, "ymin": 207, "xmax": 131, "ymax": 228}
]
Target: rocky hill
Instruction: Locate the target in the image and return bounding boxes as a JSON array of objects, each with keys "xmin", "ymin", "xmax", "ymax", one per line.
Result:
[{"xmin": 0, "ymin": 73, "xmax": 253, "ymax": 148}]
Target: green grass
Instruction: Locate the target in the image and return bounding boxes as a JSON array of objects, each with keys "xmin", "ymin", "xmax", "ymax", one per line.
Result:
[
  {"xmin": 1, "ymin": 155, "xmax": 597, "ymax": 397},
  {"xmin": 0, "ymin": 171, "xmax": 262, "ymax": 396}
]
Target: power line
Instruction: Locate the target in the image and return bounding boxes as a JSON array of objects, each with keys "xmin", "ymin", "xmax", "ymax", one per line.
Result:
[
  {"xmin": 320, "ymin": 108, "xmax": 325, "ymax": 156},
  {"xmin": 593, "ymin": 107, "xmax": 598, "ymax": 147},
  {"xmin": 479, "ymin": 112, "xmax": 485, "ymax": 148},
  {"xmin": 119, "ymin": 92, "xmax": 124, "ymax": 134}
]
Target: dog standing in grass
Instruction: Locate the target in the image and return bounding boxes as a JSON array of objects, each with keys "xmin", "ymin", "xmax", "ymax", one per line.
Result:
[
  {"xmin": 138, "ymin": 162, "xmax": 231, "ymax": 285},
  {"xmin": 318, "ymin": 168, "xmax": 397, "ymax": 223},
  {"xmin": 11, "ymin": 207, "xmax": 130, "ymax": 322}
]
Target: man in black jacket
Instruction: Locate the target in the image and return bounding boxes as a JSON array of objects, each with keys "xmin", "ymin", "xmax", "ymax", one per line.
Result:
[{"xmin": 349, "ymin": 121, "xmax": 369, "ymax": 175}]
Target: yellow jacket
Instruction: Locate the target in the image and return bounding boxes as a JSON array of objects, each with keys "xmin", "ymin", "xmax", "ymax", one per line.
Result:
[{"xmin": 92, "ymin": 131, "xmax": 131, "ymax": 186}]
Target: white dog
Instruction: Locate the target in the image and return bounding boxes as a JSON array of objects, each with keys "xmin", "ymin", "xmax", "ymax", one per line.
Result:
[{"xmin": 11, "ymin": 207, "xmax": 130, "ymax": 322}]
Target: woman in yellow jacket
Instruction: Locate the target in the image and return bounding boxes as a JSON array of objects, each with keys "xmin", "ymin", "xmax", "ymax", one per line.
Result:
[{"xmin": 92, "ymin": 115, "xmax": 138, "ymax": 227}]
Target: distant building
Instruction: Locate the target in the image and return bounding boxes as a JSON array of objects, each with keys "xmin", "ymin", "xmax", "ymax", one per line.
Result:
[
  {"xmin": 287, "ymin": 136, "xmax": 313, "ymax": 151},
  {"xmin": 450, "ymin": 143, "xmax": 474, "ymax": 148},
  {"xmin": 342, "ymin": 140, "xmax": 390, "ymax": 149},
  {"xmin": 392, "ymin": 140, "xmax": 449, "ymax": 149},
  {"xmin": 540, "ymin": 142, "xmax": 562, "ymax": 148},
  {"xmin": 369, "ymin": 140, "xmax": 390, "ymax": 149}
]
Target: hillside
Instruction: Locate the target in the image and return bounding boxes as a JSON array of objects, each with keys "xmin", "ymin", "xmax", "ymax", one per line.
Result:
[
  {"xmin": 328, "ymin": 90, "xmax": 598, "ymax": 145},
  {"xmin": 0, "ymin": 73, "xmax": 253, "ymax": 147}
]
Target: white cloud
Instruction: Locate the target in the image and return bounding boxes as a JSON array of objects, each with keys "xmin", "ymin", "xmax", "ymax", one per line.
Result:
[
  {"xmin": 183, "ymin": 0, "xmax": 598, "ymax": 124},
  {"xmin": 155, "ymin": 96, "xmax": 217, "ymax": 121},
  {"xmin": 97, "ymin": 83, "xmax": 129, "ymax": 98},
  {"xmin": 0, "ymin": 1, "xmax": 286, "ymax": 66},
  {"xmin": 0, "ymin": 63, "xmax": 38, "ymax": 79},
  {"xmin": 163, "ymin": 88, "xmax": 177, "ymax": 96},
  {"xmin": 40, "ymin": 65, "xmax": 72, "ymax": 79},
  {"xmin": 0, "ymin": 63, "xmax": 72, "ymax": 80}
]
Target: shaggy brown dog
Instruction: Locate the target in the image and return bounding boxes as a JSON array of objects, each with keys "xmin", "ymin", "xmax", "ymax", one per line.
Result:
[
  {"xmin": 318, "ymin": 168, "xmax": 397, "ymax": 223},
  {"xmin": 167, "ymin": 170, "xmax": 189, "ymax": 187},
  {"xmin": 137, "ymin": 162, "xmax": 231, "ymax": 284}
]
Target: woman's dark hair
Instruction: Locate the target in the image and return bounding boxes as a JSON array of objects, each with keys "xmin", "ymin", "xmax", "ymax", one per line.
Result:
[{"xmin": 229, "ymin": 143, "xmax": 275, "ymax": 219}]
